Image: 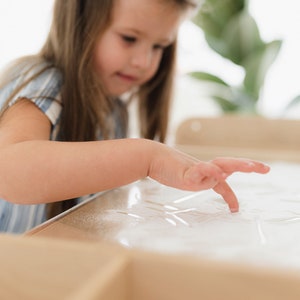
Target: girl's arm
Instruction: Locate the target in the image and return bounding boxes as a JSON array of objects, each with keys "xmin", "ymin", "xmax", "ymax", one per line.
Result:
[{"xmin": 0, "ymin": 100, "xmax": 269, "ymax": 212}]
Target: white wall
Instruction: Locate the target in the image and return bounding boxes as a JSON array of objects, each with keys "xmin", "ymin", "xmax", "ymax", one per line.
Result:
[
  {"xmin": 250, "ymin": 0, "xmax": 300, "ymax": 116},
  {"xmin": 0, "ymin": 1, "xmax": 53, "ymax": 67}
]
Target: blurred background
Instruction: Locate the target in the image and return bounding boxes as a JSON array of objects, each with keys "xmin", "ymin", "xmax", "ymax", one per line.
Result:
[{"xmin": 1, "ymin": 0, "xmax": 300, "ymax": 136}]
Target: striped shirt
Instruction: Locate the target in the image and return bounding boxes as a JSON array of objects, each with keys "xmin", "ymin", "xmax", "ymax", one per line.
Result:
[{"xmin": 0, "ymin": 60, "xmax": 126, "ymax": 233}]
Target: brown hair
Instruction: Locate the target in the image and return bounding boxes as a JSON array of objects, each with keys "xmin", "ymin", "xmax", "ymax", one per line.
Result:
[
  {"xmin": 43, "ymin": 0, "xmax": 198, "ymax": 142},
  {"xmin": 41, "ymin": 1, "xmax": 116, "ymax": 141},
  {"xmin": 0, "ymin": 0, "xmax": 198, "ymax": 216},
  {"xmin": 138, "ymin": 0, "xmax": 198, "ymax": 141}
]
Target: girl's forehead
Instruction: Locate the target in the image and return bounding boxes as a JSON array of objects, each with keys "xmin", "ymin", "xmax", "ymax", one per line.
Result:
[{"xmin": 111, "ymin": 0, "xmax": 185, "ymax": 40}]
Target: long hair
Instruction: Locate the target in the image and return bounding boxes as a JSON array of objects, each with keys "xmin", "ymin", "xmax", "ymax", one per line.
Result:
[
  {"xmin": 1, "ymin": 0, "xmax": 198, "ymax": 141},
  {"xmin": 41, "ymin": 1, "xmax": 117, "ymax": 141},
  {"xmin": 138, "ymin": 0, "xmax": 198, "ymax": 142},
  {"xmin": 0, "ymin": 0, "xmax": 198, "ymax": 217}
]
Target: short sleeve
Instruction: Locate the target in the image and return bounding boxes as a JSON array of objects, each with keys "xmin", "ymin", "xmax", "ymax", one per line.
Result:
[{"xmin": 9, "ymin": 65, "xmax": 63, "ymax": 126}]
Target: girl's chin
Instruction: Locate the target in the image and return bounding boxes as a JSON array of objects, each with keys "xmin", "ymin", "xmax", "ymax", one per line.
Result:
[
  {"xmin": 107, "ymin": 91, "xmax": 128, "ymax": 98},
  {"xmin": 107, "ymin": 87, "xmax": 137, "ymax": 98}
]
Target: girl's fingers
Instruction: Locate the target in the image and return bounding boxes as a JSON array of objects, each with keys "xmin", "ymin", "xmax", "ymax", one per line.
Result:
[
  {"xmin": 183, "ymin": 162, "xmax": 226, "ymax": 189},
  {"xmin": 185, "ymin": 162, "xmax": 226, "ymax": 182},
  {"xmin": 174, "ymin": 156, "xmax": 269, "ymax": 212},
  {"xmin": 211, "ymin": 157, "xmax": 270, "ymax": 176},
  {"xmin": 213, "ymin": 181, "xmax": 239, "ymax": 213},
  {"xmin": 213, "ymin": 182, "xmax": 239, "ymax": 213}
]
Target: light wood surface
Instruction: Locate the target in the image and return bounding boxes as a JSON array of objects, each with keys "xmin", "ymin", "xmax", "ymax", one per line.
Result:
[
  {"xmin": 175, "ymin": 115, "xmax": 300, "ymax": 161},
  {"xmin": 0, "ymin": 234, "xmax": 127, "ymax": 300},
  {"xmin": 3, "ymin": 234, "xmax": 300, "ymax": 300}
]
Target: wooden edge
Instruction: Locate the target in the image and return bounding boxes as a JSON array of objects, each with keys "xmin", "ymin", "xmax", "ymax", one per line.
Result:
[{"xmin": 175, "ymin": 144, "xmax": 300, "ymax": 162}]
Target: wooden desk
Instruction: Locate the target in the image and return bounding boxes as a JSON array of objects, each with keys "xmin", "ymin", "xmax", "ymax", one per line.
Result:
[
  {"xmin": 27, "ymin": 160, "xmax": 300, "ymax": 272},
  {"xmin": 24, "ymin": 165, "xmax": 300, "ymax": 299},
  {"xmin": 175, "ymin": 115, "xmax": 300, "ymax": 162},
  {"xmin": 28, "ymin": 115, "xmax": 300, "ymax": 245},
  {"xmin": 4, "ymin": 233, "xmax": 300, "ymax": 300},
  {"xmin": 27, "ymin": 179, "xmax": 183, "ymax": 243}
]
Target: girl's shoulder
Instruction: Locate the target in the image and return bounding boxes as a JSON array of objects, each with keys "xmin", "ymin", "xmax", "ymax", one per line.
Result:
[
  {"xmin": 0, "ymin": 56, "xmax": 63, "ymax": 100},
  {"xmin": 5, "ymin": 56, "xmax": 63, "ymax": 87},
  {"xmin": 0, "ymin": 56, "xmax": 64, "ymax": 126}
]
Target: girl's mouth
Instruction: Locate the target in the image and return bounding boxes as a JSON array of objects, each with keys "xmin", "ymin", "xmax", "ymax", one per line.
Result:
[{"xmin": 116, "ymin": 72, "xmax": 138, "ymax": 82}]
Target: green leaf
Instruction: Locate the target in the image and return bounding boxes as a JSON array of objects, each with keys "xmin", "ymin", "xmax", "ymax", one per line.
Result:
[
  {"xmin": 219, "ymin": 12, "xmax": 263, "ymax": 64},
  {"xmin": 212, "ymin": 96, "xmax": 240, "ymax": 112},
  {"xmin": 231, "ymin": 89, "xmax": 258, "ymax": 113},
  {"xmin": 189, "ymin": 0, "xmax": 282, "ymax": 115},
  {"xmin": 189, "ymin": 71, "xmax": 229, "ymax": 86},
  {"xmin": 204, "ymin": 33, "xmax": 230, "ymax": 58},
  {"xmin": 243, "ymin": 40, "xmax": 282, "ymax": 98},
  {"xmin": 194, "ymin": 0, "xmax": 245, "ymax": 38}
]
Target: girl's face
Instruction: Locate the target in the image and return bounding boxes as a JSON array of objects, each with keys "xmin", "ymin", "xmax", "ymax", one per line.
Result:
[{"xmin": 93, "ymin": 0, "xmax": 184, "ymax": 97}]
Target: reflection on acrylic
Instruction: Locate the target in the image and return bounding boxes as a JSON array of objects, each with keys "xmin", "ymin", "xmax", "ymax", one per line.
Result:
[{"xmin": 88, "ymin": 162, "xmax": 300, "ymax": 271}]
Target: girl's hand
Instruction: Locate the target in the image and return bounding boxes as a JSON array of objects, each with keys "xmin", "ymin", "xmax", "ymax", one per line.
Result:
[
  {"xmin": 149, "ymin": 143, "xmax": 270, "ymax": 213},
  {"xmin": 184, "ymin": 158, "xmax": 269, "ymax": 213},
  {"xmin": 210, "ymin": 157, "xmax": 270, "ymax": 212}
]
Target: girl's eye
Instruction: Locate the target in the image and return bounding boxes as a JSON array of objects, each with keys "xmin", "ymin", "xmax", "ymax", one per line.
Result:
[
  {"xmin": 153, "ymin": 44, "xmax": 165, "ymax": 50},
  {"xmin": 153, "ymin": 43, "xmax": 171, "ymax": 51},
  {"xmin": 122, "ymin": 35, "xmax": 136, "ymax": 44}
]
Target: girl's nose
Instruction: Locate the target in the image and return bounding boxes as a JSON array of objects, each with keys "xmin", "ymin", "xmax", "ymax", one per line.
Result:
[{"xmin": 131, "ymin": 47, "xmax": 152, "ymax": 70}]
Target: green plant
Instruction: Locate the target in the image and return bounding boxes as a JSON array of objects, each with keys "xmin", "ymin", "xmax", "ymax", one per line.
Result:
[{"xmin": 190, "ymin": 0, "xmax": 282, "ymax": 113}]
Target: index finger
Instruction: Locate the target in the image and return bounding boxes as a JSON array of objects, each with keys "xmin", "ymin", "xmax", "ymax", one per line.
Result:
[{"xmin": 213, "ymin": 180, "xmax": 239, "ymax": 213}]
